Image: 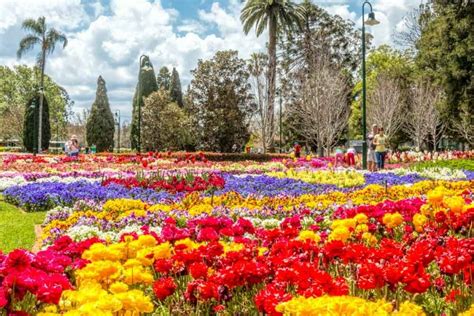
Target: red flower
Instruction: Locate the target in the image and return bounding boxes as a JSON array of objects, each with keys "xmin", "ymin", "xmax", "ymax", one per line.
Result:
[
  {"xmin": 255, "ymin": 284, "xmax": 291, "ymax": 316},
  {"xmin": 445, "ymin": 289, "xmax": 462, "ymax": 303},
  {"xmin": 189, "ymin": 262, "xmax": 208, "ymax": 279},
  {"xmin": 357, "ymin": 262, "xmax": 385, "ymax": 290},
  {"xmin": 154, "ymin": 259, "xmax": 174, "ymax": 274},
  {"xmin": 153, "ymin": 277, "xmax": 177, "ymax": 301},
  {"xmin": 4, "ymin": 250, "xmax": 32, "ymax": 271}
]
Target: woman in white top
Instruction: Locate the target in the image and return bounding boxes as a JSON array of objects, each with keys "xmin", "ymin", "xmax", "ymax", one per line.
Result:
[{"xmin": 367, "ymin": 124, "xmax": 378, "ymax": 171}]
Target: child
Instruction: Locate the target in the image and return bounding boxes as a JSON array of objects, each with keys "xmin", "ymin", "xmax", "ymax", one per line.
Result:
[
  {"xmin": 335, "ymin": 147, "xmax": 344, "ymax": 167},
  {"xmin": 346, "ymin": 146, "xmax": 356, "ymax": 167}
]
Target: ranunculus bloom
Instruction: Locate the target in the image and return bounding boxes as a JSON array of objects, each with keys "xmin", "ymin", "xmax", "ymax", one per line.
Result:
[{"xmin": 153, "ymin": 277, "xmax": 177, "ymax": 301}]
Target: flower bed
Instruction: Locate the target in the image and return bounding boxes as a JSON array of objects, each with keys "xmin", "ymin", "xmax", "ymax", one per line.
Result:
[{"xmin": 0, "ymin": 153, "xmax": 473, "ymax": 315}]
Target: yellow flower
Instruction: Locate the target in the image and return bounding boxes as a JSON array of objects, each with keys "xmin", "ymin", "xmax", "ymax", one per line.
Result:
[
  {"xmin": 109, "ymin": 282, "xmax": 129, "ymax": 294},
  {"xmin": 276, "ymin": 295, "xmax": 396, "ymax": 316},
  {"xmin": 459, "ymin": 304, "xmax": 474, "ymax": 316},
  {"xmin": 362, "ymin": 232, "xmax": 378, "ymax": 246},
  {"xmin": 114, "ymin": 290, "xmax": 154, "ymax": 313},
  {"xmin": 413, "ymin": 213, "xmax": 428, "ymax": 232},
  {"xmin": 393, "ymin": 301, "xmax": 426, "ymax": 315},
  {"xmin": 298, "ymin": 230, "xmax": 321, "ymax": 243},
  {"xmin": 329, "ymin": 226, "xmax": 351, "ymax": 243},
  {"xmin": 443, "ymin": 196, "xmax": 465, "ymax": 214},
  {"xmin": 354, "ymin": 213, "xmax": 368, "ymax": 224},
  {"xmin": 96, "ymin": 295, "xmax": 123, "ymax": 312},
  {"xmin": 355, "ymin": 224, "xmax": 369, "ymax": 234}
]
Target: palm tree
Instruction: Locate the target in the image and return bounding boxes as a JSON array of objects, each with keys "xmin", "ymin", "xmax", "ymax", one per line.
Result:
[
  {"xmin": 17, "ymin": 16, "xmax": 68, "ymax": 152},
  {"xmin": 241, "ymin": 0, "xmax": 304, "ymax": 151}
]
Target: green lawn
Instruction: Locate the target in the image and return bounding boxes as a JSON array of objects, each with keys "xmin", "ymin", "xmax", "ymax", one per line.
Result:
[{"xmin": 0, "ymin": 200, "xmax": 45, "ymax": 252}]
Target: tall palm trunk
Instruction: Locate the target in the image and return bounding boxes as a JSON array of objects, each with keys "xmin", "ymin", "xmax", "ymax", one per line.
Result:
[
  {"xmin": 267, "ymin": 16, "xmax": 277, "ymax": 152},
  {"xmin": 38, "ymin": 45, "xmax": 46, "ymax": 153}
]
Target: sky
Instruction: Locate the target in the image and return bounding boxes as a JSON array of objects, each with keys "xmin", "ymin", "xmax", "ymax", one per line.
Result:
[{"xmin": 0, "ymin": 0, "xmax": 422, "ymax": 123}]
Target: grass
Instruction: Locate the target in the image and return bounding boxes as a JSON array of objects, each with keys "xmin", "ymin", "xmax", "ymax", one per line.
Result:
[
  {"xmin": 413, "ymin": 159, "xmax": 474, "ymax": 171},
  {"xmin": 0, "ymin": 198, "xmax": 46, "ymax": 253}
]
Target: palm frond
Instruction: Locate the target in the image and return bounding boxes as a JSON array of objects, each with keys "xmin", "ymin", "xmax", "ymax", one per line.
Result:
[
  {"xmin": 17, "ymin": 35, "xmax": 41, "ymax": 59},
  {"xmin": 21, "ymin": 17, "xmax": 45, "ymax": 36},
  {"xmin": 45, "ymin": 28, "xmax": 68, "ymax": 55}
]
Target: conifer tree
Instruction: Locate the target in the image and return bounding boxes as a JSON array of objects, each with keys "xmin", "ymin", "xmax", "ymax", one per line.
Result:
[
  {"xmin": 157, "ymin": 66, "xmax": 171, "ymax": 91},
  {"xmin": 23, "ymin": 94, "xmax": 51, "ymax": 152},
  {"xmin": 86, "ymin": 76, "xmax": 115, "ymax": 152},
  {"xmin": 170, "ymin": 67, "xmax": 183, "ymax": 107},
  {"xmin": 131, "ymin": 56, "xmax": 158, "ymax": 150}
]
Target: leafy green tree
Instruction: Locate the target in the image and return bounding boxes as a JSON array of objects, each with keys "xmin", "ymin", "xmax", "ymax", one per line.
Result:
[
  {"xmin": 17, "ymin": 16, "xmax": 67, "ymax": 152},
  {"xmin": 170, "ymin": 67, "xmax": 183, "ymax": 107},
  {"xmin": 0, "ymin": 65, "xmax": 70, "ymax": 143},
  {"xmin": 416, "ymin": 1, "xmax": 473, "ymax": 145},
  {"xmin": 241, "ymin": 0, "xmax": 304, "ymax": 150},
  {"xmin": 86, "ymin": 76, "xmax": 115, "ymax": 152},
  {"xmin": 156, "ymin": 66, "xmax": 171, "ymax": 91},
  {"xmin": 23, "ymin": 94, "xmax": 50, "ymax": 152},
  {"xmin": 188, "ymin": 50, "xmax": 254, "ymax": 152},
  {"xmin": 348, "ymin": 46, "xmax": 414, "ymax": 141},
  {"xmin": 142, "ymin": 90, "xmax": 194, "ymax": 151},
  {"xmin": 131, "ymin": 56, "xmax": 158, "ymax": 150}
]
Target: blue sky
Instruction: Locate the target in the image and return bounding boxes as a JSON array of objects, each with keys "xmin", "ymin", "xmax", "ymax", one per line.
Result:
[{"xmin": 0, "ymin": 0, "xmax": 421, "ymax": 121}]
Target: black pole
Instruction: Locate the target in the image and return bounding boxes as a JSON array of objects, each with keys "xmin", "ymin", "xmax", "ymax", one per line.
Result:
[{"xmin": 279, "ymin": 92, "xmax": 282, "ymax": 153}]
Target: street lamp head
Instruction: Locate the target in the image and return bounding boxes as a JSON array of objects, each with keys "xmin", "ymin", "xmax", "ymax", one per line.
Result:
[{"xmin": 365, "ymin": 12, "xmax": 380, "ymax": 26}]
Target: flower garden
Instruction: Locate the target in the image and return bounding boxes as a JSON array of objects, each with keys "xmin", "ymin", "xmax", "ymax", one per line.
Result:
[{"xmin": 0, "ymin": 152, "xmax": 473, "ymax": 315}]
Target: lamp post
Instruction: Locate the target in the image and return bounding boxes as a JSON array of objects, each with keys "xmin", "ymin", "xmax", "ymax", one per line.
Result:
[
  {"xmin": 30, "ymin": 98, "xmax": 38, "ymax": 155},
  {"xmin": 279, "ymin": 91, "xmax": 283, "ymax": 153},
  {"xmin": 115, "ymin": 110, "xmax": 121, "ymax": 153},
  {"xmin": 137, "ymin": 55, "xmax": 152, "ymax": 153},
  {"xmin": 361, "ymin": 1, "xmax": 380, "ymax": 170}
]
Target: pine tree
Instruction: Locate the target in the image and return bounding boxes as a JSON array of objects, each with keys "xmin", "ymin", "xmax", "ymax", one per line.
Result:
[
  {"xmin": 170, "ymin": 67, "xmax": 183, "ymax": 107},
  {"xmin": 86, "ymin": 76, "xmax": 115, "ymax": 152},
  {"xmin": 23, "ymin": 94, "xmax": 51, "ymax": 152},
  {"xmin": 157, "ymin": 66, "xmax": 171, "ymax": 91},
  {"xmin": 131, "ymin": 56, "xmax": 158, "ymax": 150}
]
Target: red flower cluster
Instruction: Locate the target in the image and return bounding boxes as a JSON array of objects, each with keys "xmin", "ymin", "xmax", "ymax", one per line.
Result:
[
  {"xmin": 102, "ymin": 173, "xmax": 225, "ymax": 193},
  {"xmin": 142, "ymin": 204, "xmax": 474, "ymax": 315},
  {"xmin": 0, "ymin": 236, "xmax": 98, "ymax": 314}
]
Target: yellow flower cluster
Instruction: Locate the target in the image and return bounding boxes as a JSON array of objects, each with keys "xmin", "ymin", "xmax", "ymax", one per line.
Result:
[
  {"xmin": 40, "ymin": 235, "xmax": 168, "ymax": 316},
  {"xmin": 275, "ymin": 295, "xmax": 426, "ymax": 316},
  {"xmin": 266, "ymin": 169, "xmax": 366, "ymax": 187},
  {"xmin": 328, "ymin": 214, "xmax": 368, "ymax": 243},
  {"xmin": 298, "ymin": 230, "xmax": 321, "ymax": 243},
  {"xmin": 382, "ymin": 212, "xmax": 404, "ymax": 228},
  {"xmin": 421, "ymin": 186, "xmax": 473, "ymax": 222}
]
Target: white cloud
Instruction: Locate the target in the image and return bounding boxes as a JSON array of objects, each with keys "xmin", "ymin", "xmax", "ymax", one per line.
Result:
[
  {"xmin": 323, "ymin": 5, "xmax": 357, "ymax": 21},
  {"xmin": 0, "ymin": 0, "xmax": 87, "ymax": 32},
  {"xmin": 0, "ymin": 0, "xmax": 415, "ymax": 118}
]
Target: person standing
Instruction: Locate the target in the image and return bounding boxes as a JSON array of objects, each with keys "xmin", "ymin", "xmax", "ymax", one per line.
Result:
[
  {"xmin": 294, "ymin": 142, "xmax": 302, "ymax": 158},
  {"xmin": 367, "ymin": 124, "xmax": 378, "ymax": 171},
  {"xmin": 373, "ymin": 127, "xmax": 387, "ymax": 169}
]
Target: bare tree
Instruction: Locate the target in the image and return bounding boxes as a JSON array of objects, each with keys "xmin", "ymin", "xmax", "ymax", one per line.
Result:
[
  {"xmin": 367, "ymin": 74, "xmax": 405, "ymax": 145},
  {"xmin": 453, "ymin": 104, "xmax": 474, "ymax": 147},
  {"xmin": 287, "ymin": 57, "xmax": 350, "ymax": 156},
  {"xmin": 248, "ymin": 53, "xmax": 274, "ymax": 153},
  {"xmin": 393, "ymin": 7, "xmax": 423, "ymax": 51},
  {"xmin": 407, "ymin": 79, "xmax": 444, "ymax": 150}
]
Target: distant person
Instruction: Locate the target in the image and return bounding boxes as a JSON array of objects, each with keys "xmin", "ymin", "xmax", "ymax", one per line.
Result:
[
  {"xmin": 373, "ymin": 127, "xmax": 387, "ymax": 169},
  {"xmin": 294, "ymin": 142, "xmax": 302, "ymax": 158},
  {"xmin": 368, "ymin": 124, "xmax": 378, "ymax": 171},
  {"xmin": 346, "ymin": 146, "xmax": 356, "ymax": 167},
  {"xmin": 335, "ymin": 146, "xmax": 344, "ymax": 167}
]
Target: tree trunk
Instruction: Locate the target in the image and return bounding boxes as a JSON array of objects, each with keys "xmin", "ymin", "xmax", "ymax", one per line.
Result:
[
  {"xmin": 38, "ymin": 46, "xmax": 46, "ymax": 153},
  {"xmin": 267, "ymin": 17, "xmax": 277, "ymax": 152}
]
